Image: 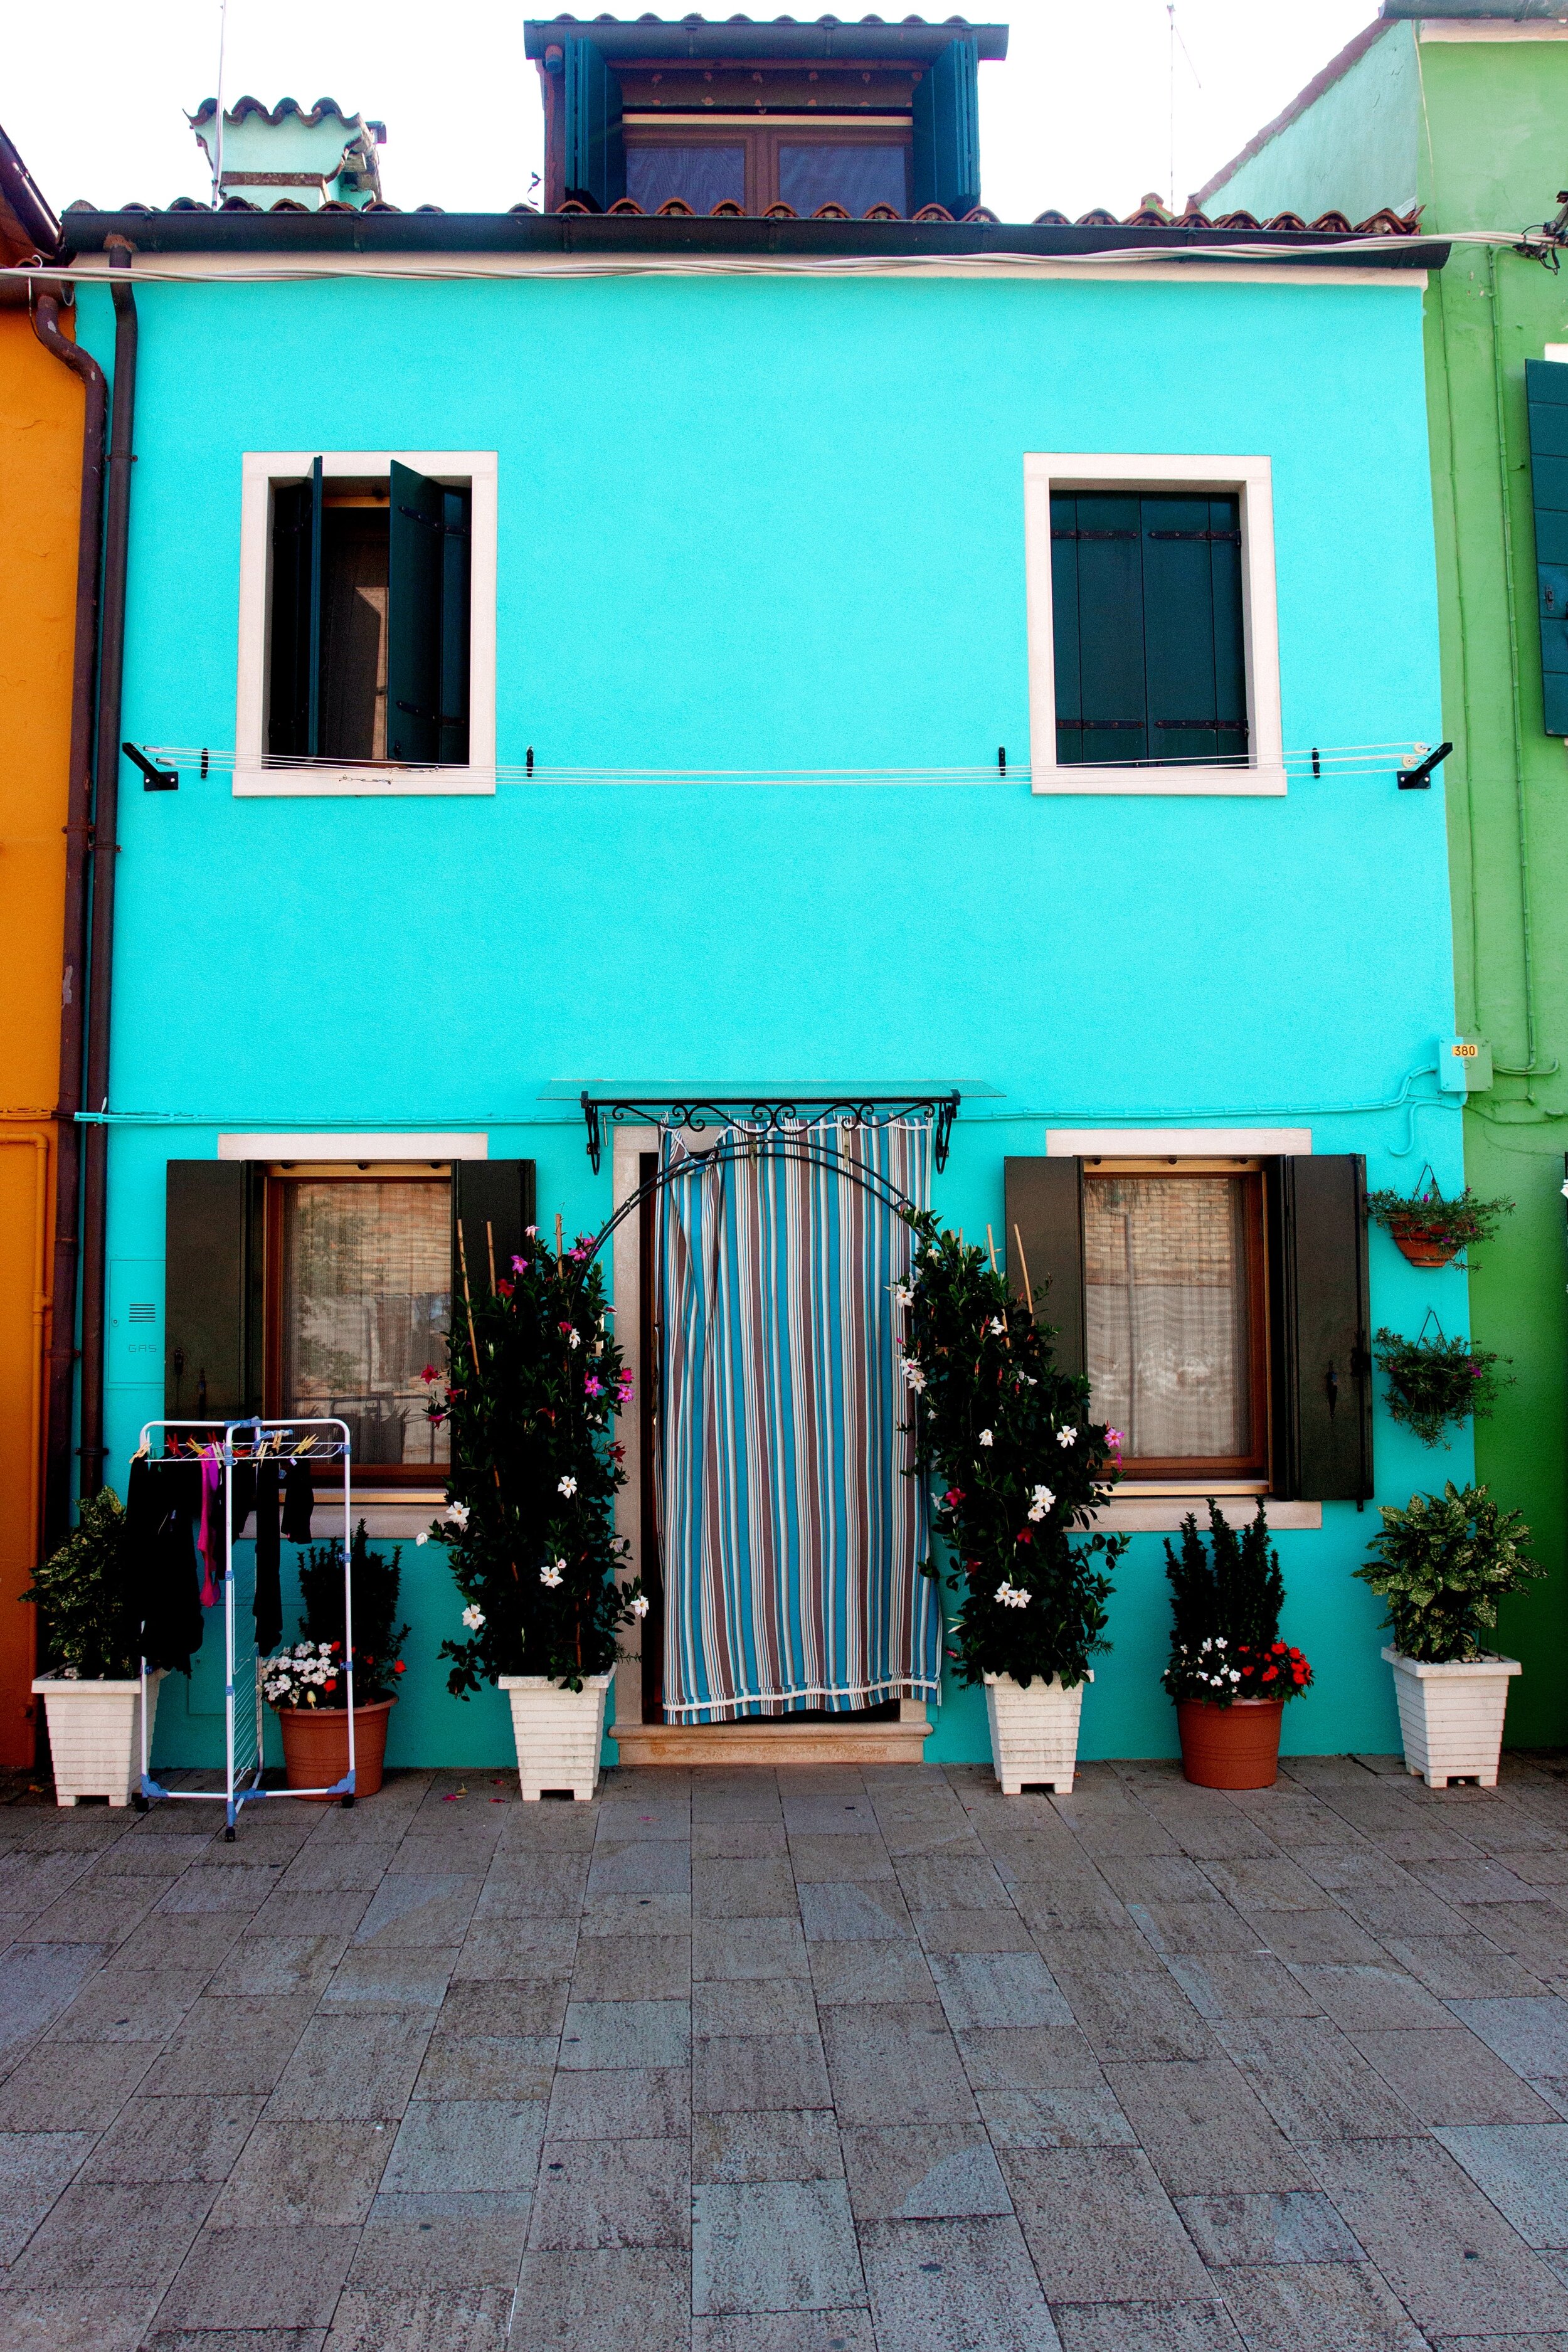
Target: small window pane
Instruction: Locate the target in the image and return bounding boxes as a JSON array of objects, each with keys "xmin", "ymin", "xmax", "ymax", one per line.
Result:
[
  {"xmin": 778, "ymin": 143, "xmax": 908, "ymax": 216},
  {"xmin": 280, "ymin": 1180, "xmax": 450, "ymax": 1467},
  {"xmin": 627, "ymin": 144, "xmax": 745, "ymax": 213},
  {"xmin": 1084, "ymin": 1176, "xmax": 1252, "ymax": 1462}
]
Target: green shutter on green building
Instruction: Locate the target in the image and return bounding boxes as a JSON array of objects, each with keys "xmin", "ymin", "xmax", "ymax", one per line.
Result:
[{"xmin": 1526, "ymin": 358, "xmax": 1568, "ymax": 738}]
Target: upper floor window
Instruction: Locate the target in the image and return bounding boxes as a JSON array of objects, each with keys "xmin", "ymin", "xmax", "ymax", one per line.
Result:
[
  {"xmin": 236, "ymin": 452, "xmax": 497, "ymax": 798},
  {"xmin": 623, "ymin": 121, "xmax": 910, "ymax": 215},
  {"xmin": 1024, "ymin": 453, "xmax": 1284, "ymax": 797}
]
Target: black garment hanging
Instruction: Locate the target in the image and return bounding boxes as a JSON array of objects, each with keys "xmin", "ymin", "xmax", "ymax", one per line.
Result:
[
  {"xmin": 124, "ymin": 1454, "xmax": 203, "ymax": 1673},
  {"xmin": 281, "ymin": 1457, "xmax": 315, "ymax": 1544},
  {"xmin": 253, "ymin": 1461, "xmax": 282, "ymax": 1653}
]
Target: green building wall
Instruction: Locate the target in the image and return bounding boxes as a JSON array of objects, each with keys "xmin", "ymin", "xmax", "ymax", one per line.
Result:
[{"xmin": 1206, "ymin": 19, "xmax": 1568, "ymax": 1741}]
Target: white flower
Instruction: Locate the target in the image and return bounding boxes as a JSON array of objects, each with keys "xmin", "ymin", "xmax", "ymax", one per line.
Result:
[
  {"xmin": 988, "ymin": 1316, "xmax": 1006, "ymax": 1337},
  {"xmin": 416, "ymin": 1530, "xmax": 429, "ymax": 1547},
  {"xmin": 461, "ymin": 1604, "xmax": 485, "ymax": 1631},
  {"xmin": 558, "ymin": 1475, "xmax": 577, "ymax": 1497},
  {"xmin": 893, "ymin": 1281, "xmax": 914, "ymax": 1308},
  {"xmin": 447, "ymin": 1500, "xmax": 470, "ymax": 1531},
  {"xmin": 630, "ymin": 1594, "xmax": 650, "ymax": 1619},
  {"xmin": 978, "ymin": 1429, "xmax": 993, "ymax": 1448},
  {"xmin": 1027, "ymin": 1484, "xmax": 1055, "ymax": 1522},
  {"xmin": 540, "ymin": 1562, "xmax": 564, "ymax": 1589},
  {"xmin": 1057, "ymin": 1426, "xmax": 1078, "ymax": 1448},
  {"xmin": 1229, "ymin": 1668, "xmax": 1241, "ymax": 1683},
  {"xmin": 994, "ymin": 1581, "xmax": 1031, "ymax": 1609},
  {"xmin": 567, "ymin": 1328, "xmax": 581, "ymax": 1350},
  {"xmin": 901, "ymin": 1357, "xmax": 926, "ymax": 1394}
]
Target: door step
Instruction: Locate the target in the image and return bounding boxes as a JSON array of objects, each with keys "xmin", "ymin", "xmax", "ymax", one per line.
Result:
[{"xmin": 611, "ymin": 1703, "xmax": 930, "ymax": 1768}]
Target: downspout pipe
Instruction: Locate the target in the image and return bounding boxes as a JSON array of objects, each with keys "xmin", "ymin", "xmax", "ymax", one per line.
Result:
[
  {"xmin": 29, "ymin": 286, "xmax": 105, "ymax": 1550},
  {"xmin": 78, "ymin": 243, "xmax": 137, "ymax": 1500}
]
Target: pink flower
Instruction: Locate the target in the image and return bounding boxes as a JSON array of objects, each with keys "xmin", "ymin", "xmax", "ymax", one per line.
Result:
[
  {"xmin": 585, "ymin": 1376, "xmax": 603, "ymax": 1397},
  {"xmin": 512, "ymin": 1255, "xmax": 529, "ymax": 1273},
  {"xmin": 421, "ymin": 1365, "xmax": 438, "ymax": 1384}
]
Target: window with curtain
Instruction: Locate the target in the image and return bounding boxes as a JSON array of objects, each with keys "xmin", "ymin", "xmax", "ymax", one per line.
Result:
[
  {"xmin": 273, "ymin": 1177, "xmax": 450, "ymax": 1472},
  {"xmin": 1083, "ymin": 1170, "xmax": 1264, "ymax": 1475}
]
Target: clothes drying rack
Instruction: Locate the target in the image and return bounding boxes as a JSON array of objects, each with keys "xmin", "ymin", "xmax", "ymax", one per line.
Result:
[{"xmin": 135, "ymin": 1417, "xmax": 355, "ymax": 1839}]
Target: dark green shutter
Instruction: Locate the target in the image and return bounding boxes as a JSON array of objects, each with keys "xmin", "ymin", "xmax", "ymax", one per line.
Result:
[
  {"xmin": 1052, "ymin": 492, "xmax": 1246, "ymax": 769},
  {"xmin": 1267, "ymin": 1155, "xmax": 1372, "ymax": 1503},
  {"xmin": 912, "ymin": 36, "xmax": 980, "ymax": 216},
  {"xmin": 164, "ymin": 1162, "xmax": 263, "ymax": 1422},
  {"xmin": 563, "ymin": 35, "xmax": 625, "ymax": 212},
  {"xmin": 1526, "ymin": 358, "xmax": 1568, "ymax": 736},
  {"xmin": 388, "ymin": 462, "xmax": 470, "ymax": 766},
  {"xmin": 452, "ymin": 1161, "xmax": 537, "ymax": 1306},
  {"xmin": 267, "ymin": 458, "xmax": 322, "ymax": 758},
  {"xmin": 1004, "ymin": 1158, "xmax": 1086, "ymax": 1379}
]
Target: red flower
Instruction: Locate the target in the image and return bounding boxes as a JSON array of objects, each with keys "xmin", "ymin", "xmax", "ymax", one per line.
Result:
[
  {"xmin": 497, "ymin": 1278, "xmax": 514, "ymax": 1298},
  {"xmin": 1262, "ymin": 1666, "xmax": 1278, "ymax": 1682},
  {"xmin": 1273, "ymin": 1642, "xmax": 1286, "ymax": 1655},
  {"xmin": 1016, "ymin": 1527, "xmax": 1033, "ymax": 1545},
  {"xmin": 421, "ymin": 1365, "xmax": 438, "ymax": 1384},
  {"xmin": 394, "ymin": 1661, "xmax": 405, "ymax": 1675},
  {"xmin": 943, "ymin": 1488, "xmax": 965, "ymax": 1506},
  {"xmin": 324, "ymin": 1678, "xmax": 337, "ymax": 1692}
]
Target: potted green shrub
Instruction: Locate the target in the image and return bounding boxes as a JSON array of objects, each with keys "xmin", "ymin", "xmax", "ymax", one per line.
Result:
[
  {"xmin": 262, "ymin": 1520, "xmax": 409, "ymax": 1798},
  {"xmin": 430, "ymin": 1222, "xmax": 644, "ymax": 1801},
  {"xmin": 26, "ymin": 1489, "xmax": 159, "ymax": 1807},
  {"xmin": 1357, "ymin": 1482, "xmax": 1542, "ymax": 1788},
  {"xmin": 1365, "ymin": 1181, "xmax": 1512, "ymax": 1269},
  {"xmin": 904, "ymin": 1217, "xmax": 1125, "ymax": 1795},
  {"xmin": 1375, "ymin": 1326, "xmax": 1511, "ymax": 1448},
  {"xmin": 1163, "ymin": 1502, "xmax": 1314, "ymax": 1788}
]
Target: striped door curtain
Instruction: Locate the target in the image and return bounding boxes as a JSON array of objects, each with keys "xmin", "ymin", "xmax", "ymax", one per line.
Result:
[{"xmin": 657, "ymin": 1116, "xmax": 939, "ymax": 1723}]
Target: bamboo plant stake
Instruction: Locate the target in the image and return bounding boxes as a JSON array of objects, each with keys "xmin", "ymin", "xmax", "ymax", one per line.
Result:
[{"xmin": 1012, "ymin": 1223, "xmax": 1036, "ymax": 1318}]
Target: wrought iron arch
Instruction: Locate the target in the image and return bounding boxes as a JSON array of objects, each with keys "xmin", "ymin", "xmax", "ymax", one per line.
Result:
[{"xmin": 584, "ymin": 1125, "xmax": 926, "ymax": 1269}]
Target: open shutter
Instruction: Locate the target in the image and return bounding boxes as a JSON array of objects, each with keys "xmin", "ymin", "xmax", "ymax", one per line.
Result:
[
  {"xmin": 452, "ymin": 1161, "xmax": 537, "ymax": 1308},
  {"xmin": 267, "ymin": 458, "xmax": 322, "ymax": 758},
  {"xmin": 563, "ymin": 34, "xmax": 625, "ymax": 213},
  {"xmin": 1526, "ymin": 359, "xmax": 1568, "ymax": 736},
  {"xmin": 1004, "ymin": 1158, "xmax": 1086, "ymax": 1380},
  {"xmin": 388, "ymin": 462, "xmax": 470, "ymax": 766},
  {"xmin": 911, "ymin": 36, "xmax": 980, "ymax": 216},
  {"xmin": 164, "ymin": 1162, "xmax": 262, "ymax": 1422},
  {"xmin": 1268, "ymin": 1155, "xmax": 1372, "ymax": 1502}
]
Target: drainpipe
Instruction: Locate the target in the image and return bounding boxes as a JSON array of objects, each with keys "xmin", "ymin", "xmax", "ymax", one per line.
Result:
[
  {"xmin": 78, "ymin": 241, "xmax": 137, "ymax": 1500},
  {"xmin": 29, "ymin": 285, "xmax": 106, "ymax": 1549}
]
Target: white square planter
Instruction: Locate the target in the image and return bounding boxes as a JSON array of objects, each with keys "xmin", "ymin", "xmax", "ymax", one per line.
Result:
[
  {"xmin": 32, "ymin": 1671, "xmax": 163, "ymax": 1807},
  {"xmin": 499, "ymin": 1666, "xmax": 612, "ymax": 1801},
  {"xmin": 1382, "ymin": 1646, "xmax": 1522, "ymax": 1790},
  {"xmin": 983, "ymin": 1671, "xmax": 1091, "ymax": 1796}
]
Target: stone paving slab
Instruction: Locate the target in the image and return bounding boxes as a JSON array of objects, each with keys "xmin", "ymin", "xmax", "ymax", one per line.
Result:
[{"xmin": 4, "ymin": 1752, "xmax": 1568, "ymax": 2344}]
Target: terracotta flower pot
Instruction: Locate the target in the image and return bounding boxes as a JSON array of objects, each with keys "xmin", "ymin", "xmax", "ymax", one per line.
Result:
[
  {"xmin": 274, "ymin": 1696, "xmax": 395, "ymax": 1799},
  {"xmin": 1387, "ymin": 1221, "xmax": 1460, "ymax": 1269},
  {"xmin": 1176, "ymin": 1695, "xmax": 1285, "ymax": 1789}
]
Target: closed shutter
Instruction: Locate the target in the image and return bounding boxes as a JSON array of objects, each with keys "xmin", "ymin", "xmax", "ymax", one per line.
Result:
[
  {"xmin": 452, "ymin": 1161, "xmax": 538, "ymax": 1307},
  {"xmin": 164, "ymin": 1162, "xmax": 263, "ymax": 1422},
  {"xmin": 388, "ymin": 462, "xmax": 470, "ymax": 766},
  {"xmin": 1052, "ymin": 492, "xmax": 1247, "ymax": 768},
  {"xmin": 1267, "ymin": 1155, "xmax": 1372, "ymax": 1502},
  {"xmin": 911, "ymin": 36, "xmax": 980, "ymax": 216},
  {"xmin": 1004, "ymin": 1158, "xmax": 1086, "ymax": 1379},
  {"xmin": 563, "ymin": 35, "xmax": 625, "ymax": 212},
  {"xmin": 267, "ymin": 458, "xmax": 322, "ymax": 758},
  {"xmin": 1526, "ymin": 358, "xmax": 1568, "ymax": 736}
]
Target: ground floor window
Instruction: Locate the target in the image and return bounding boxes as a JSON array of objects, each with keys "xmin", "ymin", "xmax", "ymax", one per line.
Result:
[
  {"xmin": 268, "ymin": 1170, "xmax": 451, "ymax": 1471},
  {"xmin": 1083, "ymin": 1162, "xmax": 1267, "ymax": 1480}
]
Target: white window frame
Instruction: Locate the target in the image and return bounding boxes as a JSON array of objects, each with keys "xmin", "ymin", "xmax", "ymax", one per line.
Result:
[
  {"xmin": 1024, "ymin": 452, "xmax": 1285, "ymax": 797},
  {"xmin": 235, "ymin": 450, "xmax": 497, "ymax": 797}
]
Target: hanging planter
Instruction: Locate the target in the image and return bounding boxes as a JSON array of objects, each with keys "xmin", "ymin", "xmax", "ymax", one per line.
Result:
[
  {"xmin": 1365, "ymin": 1173, "xmax": 1513, "ymax": 1270},
  {"xmin": 1163, "ymin": 1503, "xmax": 1313, "ymax": 1789},
  {"xmin": 904, "ymin": 1217, "xmax": 1125, "ymax": 1799},
  {"xmin": 1375, "ymin": 1316, "xmax": 1512, "ymax": 1448},
  {"xmin": 433, "ymin": 1217, "xmax": 644, "ymax": 1801}
]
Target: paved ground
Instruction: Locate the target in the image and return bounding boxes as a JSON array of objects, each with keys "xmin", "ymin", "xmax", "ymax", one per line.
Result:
[{"xmin": 5, "ymin": 1755, "xmax": 1568, "ymax": 2349}]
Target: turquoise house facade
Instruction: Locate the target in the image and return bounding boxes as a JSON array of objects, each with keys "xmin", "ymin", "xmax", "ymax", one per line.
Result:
[{"xmin": 62, "ymin": 77, "xmax": 1462, "ymax": 1771}]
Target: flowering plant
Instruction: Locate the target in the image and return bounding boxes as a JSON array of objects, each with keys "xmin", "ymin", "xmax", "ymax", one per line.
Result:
[
  {"xmin": 265, "ymin": 1521, "xmax": 409, "ymax": 1708},
  {"xmin": 432, "ymin": 1223, "xmax": 644, "ymax": 1695},
  {"xmin": 1163, "ymin": 1502, "xmax": 1313, "ymax": 1707},
  {"xmin": 1374, "ymin": 1327, "xmax": 1512, "ymax": 1449},
  {"xmin": 1365, "ymin": 1184, "xmax": 1512, "ymax": 1264},
  {"xmin": 903, "ymin": 1215, "xmax": 1125, "ymax": 1689}
]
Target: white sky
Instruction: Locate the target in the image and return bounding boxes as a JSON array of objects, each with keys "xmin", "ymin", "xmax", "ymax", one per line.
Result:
[{"xmin": 4, "ymin": 0, "xmax": 1380, "ymax": 223}]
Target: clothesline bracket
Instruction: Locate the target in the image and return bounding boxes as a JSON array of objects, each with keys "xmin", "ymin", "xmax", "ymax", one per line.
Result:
[{"xmin": 134, "ymin": 1416, "xmax": 354, "ymax": 1838}]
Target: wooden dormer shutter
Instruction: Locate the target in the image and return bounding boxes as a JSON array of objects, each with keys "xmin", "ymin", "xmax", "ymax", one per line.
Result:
[
  {"xmin": 563, "ymin": 35, "xmax": 626, "ymax": 213},
  {"xmin": 1526, "ymin": 359, "xmax": 1568, "ymax": 736},
  {"xmin": 912, "ymin": 38, "xmax": 980, "ymax": 218}
]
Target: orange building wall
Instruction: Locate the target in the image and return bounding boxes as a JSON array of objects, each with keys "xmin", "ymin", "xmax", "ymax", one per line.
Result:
[{"xmin": 0, "ymin": 300, "xmax": 81, "ymax": 1767}]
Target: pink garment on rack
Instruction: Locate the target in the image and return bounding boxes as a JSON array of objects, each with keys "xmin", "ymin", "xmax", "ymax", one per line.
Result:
[{"xmin": 196, "ymin": 1453, "xmax": 223, "ymax": 1607}]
